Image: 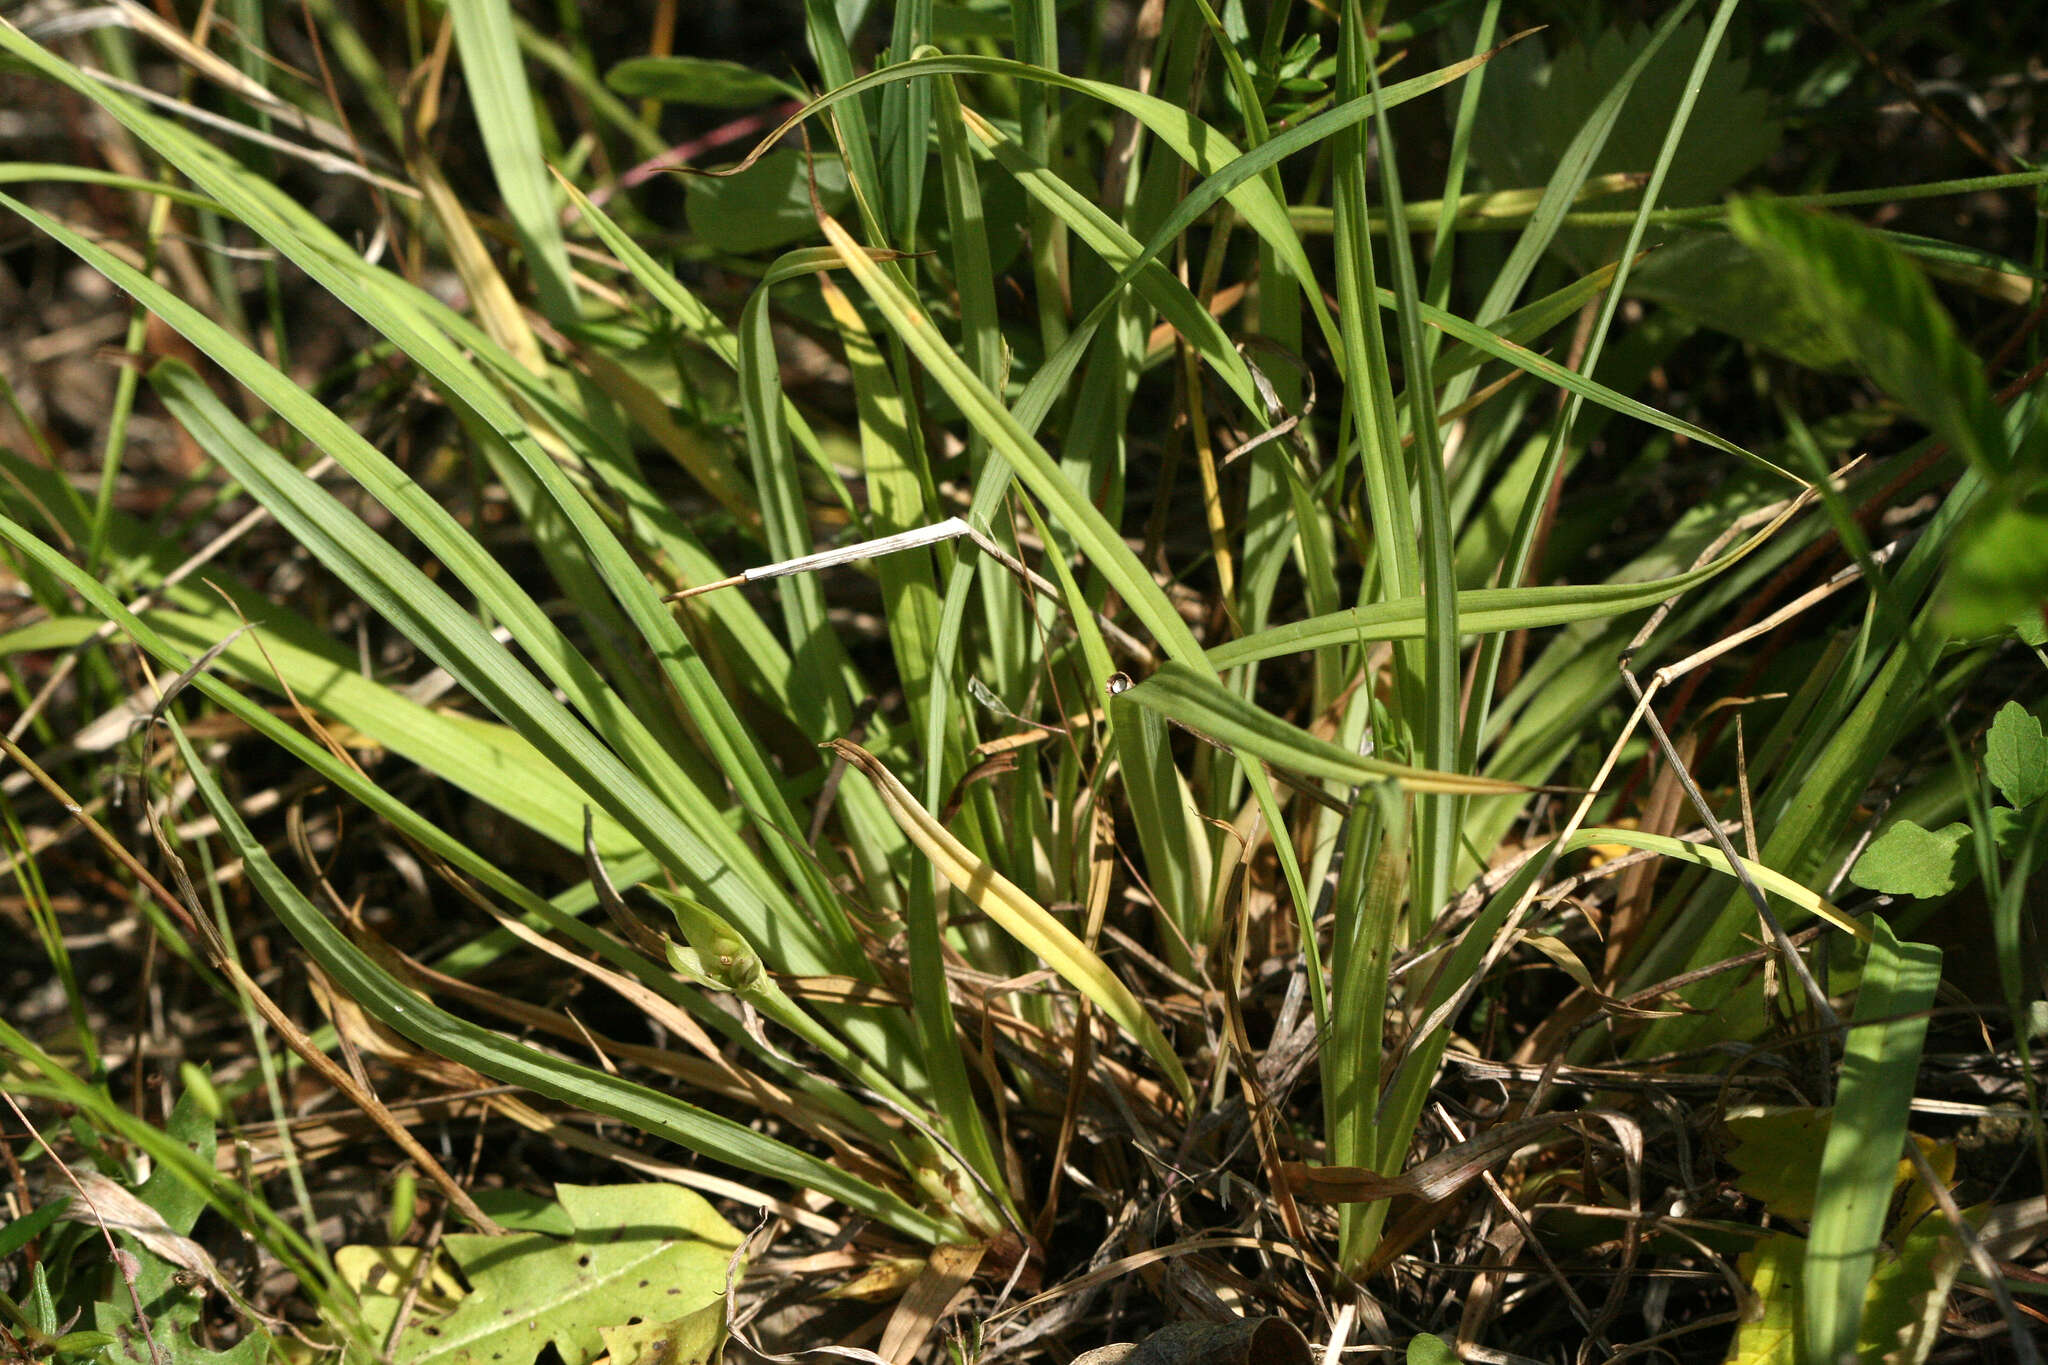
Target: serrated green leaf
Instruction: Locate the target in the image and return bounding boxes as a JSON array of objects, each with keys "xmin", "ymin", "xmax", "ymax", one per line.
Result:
[
  {"xmin": 1849, "ymin": 821, "xmax": 1971, "ymax": 898},
  {"xmin": 1469, "ymin": 19, "xmax": 1781, "ymax": 271},
  {"xmin": 604, "ymin": 56, "xmax": 802, "ymax": 106},
  {"xmin": 93, "ymin": 1283, "xmax": 270, "ymax": 1365},
  {"xmin": 1724, "ymin": 1109, "xmax": 1834, "ymax": 1221},
  {"xmin": 1986, "ymin": 700, "xmax": 2048, "ymax": 809}
]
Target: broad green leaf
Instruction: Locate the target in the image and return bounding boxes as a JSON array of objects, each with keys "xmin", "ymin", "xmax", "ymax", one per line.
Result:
[
  {"xmin": 1940, "ymin": 493, "xmax": 2048, "ymax": 639},
  {"xmin": 685, "ymin": 148, "xmax": 852, "ymax": 253},
  {"xmin": 1629, "ymin": 231, "xmax": 1856, "ymax": 371},
  {"xmin": 1407, "ymin": 1335, "xmax": 1460, "ymax": 1365},
  {"xmin": 1723, "ymin": 1109, "xmax": 1835, "ymax": 1222},
  {"xmin": 598, "ymin": 1314, "xmax": 727, "ymax": 1365},
  {"xmin": 470, "ymin": 1190, "xmax": 576, "ymax": 1237},
  {"xmin": 1986, "ymin": 700, "xmax": 2048, "ymax": 809},
  {"xmin": 1726, "ymin": 1232, "xmax": 1802, "ymax": 1365},
  {"xmin": 1729, "ymin": 196, "xmax": 2006, "ymax": 477},
  {"xmin": 1852, "ymin": 1206, "xmax": 1967, "ymax": 1365},
  {"xmin": 93, "ymin": 1300, "xmax": 267, "ymax": 1365},
  {"xmin": 604, "ymin": 55, "xmax": 803, "ymax": 106},
  {"xmin": 1849, "ymin": 821, "xmax": 1971, "ymax": 899},
  {"xmin": 1727, "ymin": 1143, "xmax": 1963, "ymax": 1365},
  {"xmin": 87, "ymin": 1088, "xmax": 269, "ymax": 1365},
  {"xmin": 1804, "ymin": 918, "xmax": 1943, "ymax": 1365},
  {"xmin": 386, "ymin": 1185, "xmax": 739, "ymax": 1365},
  {"xmin": 340, "ymin": 1247, "xmax": 468, "ymax": 1345}
]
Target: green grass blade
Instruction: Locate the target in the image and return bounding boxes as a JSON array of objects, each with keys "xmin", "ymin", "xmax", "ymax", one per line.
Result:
[
  {"xmin": 446, "ymin": 0, "xmax": 576, "ymax": 318},
  {"xmin": 878, "ymin": 0, "xmax": 933, "ymax": 244},
  {"xmin": 0, "ymin": 33, "xmax": 891, "ymax": 978},
  {"xmin": 1364, "ymin": 24, "xmax": 1462, "ymax": 943},
  {"xmin": 137, "ymin": 358, "xmax": 804, "ymax": 948},
  {"xmin": 157, "ymin": 715, "xmax": 963, "ymax": 1245},
  {"xmin": 0, "ymin": 44, "xmax": 841, "ymax": 902},
  {"xmin": 1122, "ymin": 662, "xmax": 1525, "ymax": 796},
  {"xmin": 1730, "ymin": 196, "xmax": 2009, "ymax": 478},
  {"xmin": 829, "ymin": 739, "xmax": 1195, "ymax": 1111},
  {"xmin": 819, "ymin": 214, "xmax": 1205, "ymax": 664},
  {"xmin": 959, "ymin": 106, "xmax": 1262, "ymax": 415},
  {"xmin": 1804, "ymin": 918, "xmax": 1943, "ymax": 1364},
  {"xmin": 1333, "ymin": 0, "xmax": 1420, "ymax": 611},
  {"xmin": 1207, "ymin": 499, "xmax": 1799, "ymax": 667}
]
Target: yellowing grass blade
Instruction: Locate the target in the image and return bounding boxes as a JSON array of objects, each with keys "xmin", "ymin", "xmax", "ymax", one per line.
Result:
[
  {"xmin": 1563, "ymin": 826, "xmax": 1872, "ymax": 942},
  {"xmin": 828, "ymin": 739, "xmax": 1195, "ymax": 1110}
]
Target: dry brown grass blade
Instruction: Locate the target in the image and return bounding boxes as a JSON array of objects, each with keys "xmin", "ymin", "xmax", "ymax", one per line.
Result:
[{"xmin": 876, "ymin": 1242, "xmax": 986, "ymax": 1365}]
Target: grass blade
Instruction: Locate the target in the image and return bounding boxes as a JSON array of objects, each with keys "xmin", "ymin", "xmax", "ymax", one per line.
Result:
[
  {"xmin": 1804, "ymin": 918, "xmax": 1943, "ymax": 1364},
  {"xmin": 157, "ymin": 715, "xmax": 963, "ymax": 1245},
  {"xmin": 828, "ymin": 740, "xmax": 1195, "ymax": 1110}
]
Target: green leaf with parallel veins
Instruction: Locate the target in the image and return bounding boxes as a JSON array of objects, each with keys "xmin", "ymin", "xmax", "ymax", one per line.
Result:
[
  {"xmin": 1803, "ymin": 919, "xmax": 1943, "ymax": 1365},
  {"xmin": 1729, "ymin": 196, "xmax": 2007, "ymax": 478},
  {"xmin": 1630, "ymin": 231, "xmax": 1855, "ymax": 371},
  {"xmin": 1849, "ymin": 821, "xmax": 1971, "ymax": 898},
  {"xmin": 1726, "ymin": 1232, "xmax": 1802, "ymax": 1365}
]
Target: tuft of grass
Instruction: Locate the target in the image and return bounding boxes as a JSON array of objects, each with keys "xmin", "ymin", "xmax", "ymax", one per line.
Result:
[{"xmin": 2, "ymin": 3, "xmax": 2043, "ymax": 1363}]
